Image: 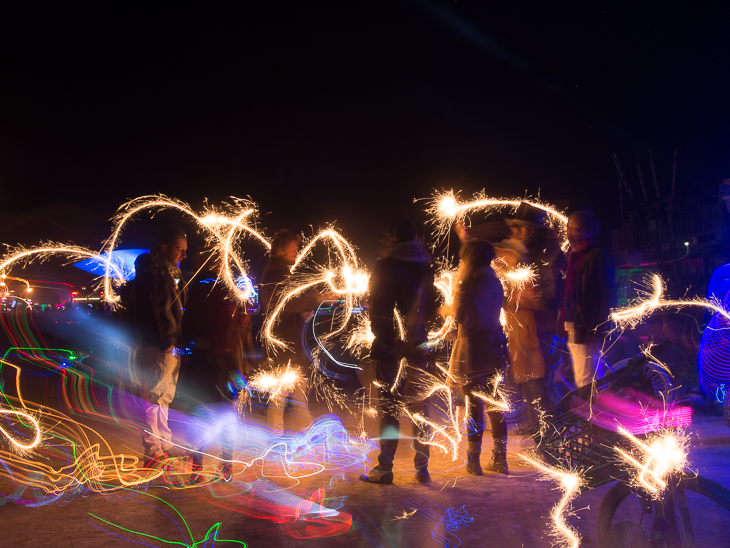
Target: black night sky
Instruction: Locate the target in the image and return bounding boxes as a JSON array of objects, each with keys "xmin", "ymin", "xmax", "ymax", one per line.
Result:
[{"xmin": 2, "ymin": 2, "xmax": 729, "ymax": 262}]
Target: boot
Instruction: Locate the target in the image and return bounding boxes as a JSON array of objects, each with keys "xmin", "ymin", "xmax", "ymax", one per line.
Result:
[
  {"xmin": 466, "ymin": 452, "xmax": 483, "ymax": 475},
  {"xmin": 359, "ymin": 466, "xmax": 394, "ymax": 484},
  {"xmin": 466, "ymin": 441, "xmax": 483, "ymax": 475},
  {"xmin": 485, "ymin": 436, "xmax": 508, "ymax": 474}
]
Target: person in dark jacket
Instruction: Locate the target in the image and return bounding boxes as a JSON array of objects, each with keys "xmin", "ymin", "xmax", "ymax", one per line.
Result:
[
  {"xmin": 360, "ymin": 217, "xmax": 436, "ymax": 485},
  {"xmin": 449, "ymin": 239, "xmax": 510, "ymax": 474},
  {"xmin": 563, "ymin": 211, "xmax": 617, "ymax": 387},
  {"xmin": 130, "ymin": 227, "xmax": 188, "ymax": 466},
  {"xmin": 181, "ymin": 246, "xmax": 252, "ymax": 481}
]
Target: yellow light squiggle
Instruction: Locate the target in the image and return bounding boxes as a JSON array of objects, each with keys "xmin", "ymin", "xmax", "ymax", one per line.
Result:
[{"xmin": 520, "ymin": 453, "xmax": 584, "ymax": 548}]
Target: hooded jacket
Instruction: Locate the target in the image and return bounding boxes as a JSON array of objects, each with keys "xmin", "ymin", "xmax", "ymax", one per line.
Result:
[{"xmin": 369, "ymin": 240, "xmax": 436, "ymax": 365}]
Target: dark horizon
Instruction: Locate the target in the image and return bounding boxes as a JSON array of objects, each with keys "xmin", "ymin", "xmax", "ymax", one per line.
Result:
[{"xmin": 2, "ymin": 2, "xmax": 729, "ymax": 260}]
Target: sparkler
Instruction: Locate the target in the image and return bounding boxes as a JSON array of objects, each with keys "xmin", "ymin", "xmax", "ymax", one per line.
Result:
[
  {"xmin": 345, "ymin": 314, "xmax": 375, "ymax": 357},
  {"xmin": 104, "ymin": 195, "xmax": 268, "ymax": 305},
  {"xmin": 611, "ymin": 274, "xmax": 730, "ymax": 328},
  {"xmin": 0, "ymin": 196, "xmax": 269, "ymax": 312},
  {"xmin": 0, "ymin": 408, "xmax": 42, "ymax": 453},
  {"xmin": 406, "ymin": 381, "xmax": 462, "ymax": 461},
  {"xmin": 470, "ymin": 372, "xmax": 512, "ymax": 413},
  {"xmin": 494, "ymin": 259, "xmax": 537, "ymax": 294},
  {"xmin": 249, "ymin": 364, "xmax": 304, "ymax": 402},
  {"xmin": 262, "ymin": 228, "xmax": 369, "ymax": 353},
  {"xmin": 427, "ymin": 190, "xmax": 569, "ymax": 247},
  {"xmin": 0, "ymin": 244, "xmax": 127, "ymax": 284},
  {"xmin": 520, "ymin": 453, "xmax": 585, "ymax": 548},
  {"xmin": 429, "ymin": 266, "xmax": 458, "ymax": 341},
  {"xmin": 614, "ymin": 426, "xmax": 689, "ymax": 497}
]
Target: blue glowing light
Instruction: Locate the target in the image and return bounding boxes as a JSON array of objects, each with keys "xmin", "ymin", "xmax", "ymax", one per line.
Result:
[
  {"xmin": 73, "ymin": 249, "xmax": 149, "ymax": 280},
  {"xmin": 698, "ymin": 270, "xmax": 730, "ymax": 403}
]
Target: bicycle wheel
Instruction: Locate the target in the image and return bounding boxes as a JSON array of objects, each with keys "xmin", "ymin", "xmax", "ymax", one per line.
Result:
[
  {"xmin": 596, "ymin": 476, "xmax": 730, "ymax": 548},
  {"xmin": 547, "ymin": 357, "xmax": 574, "ymax": 404}
]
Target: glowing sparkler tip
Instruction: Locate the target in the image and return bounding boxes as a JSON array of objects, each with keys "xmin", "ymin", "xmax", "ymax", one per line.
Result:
[{"xmin": 438, "ymin": 195, "xmax": 459, "ymax": 218}]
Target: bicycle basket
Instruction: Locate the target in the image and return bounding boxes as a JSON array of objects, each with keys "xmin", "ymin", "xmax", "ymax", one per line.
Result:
[{"xmin": 536, "ymin": 411, "xmax": 634, "ymax": 490}]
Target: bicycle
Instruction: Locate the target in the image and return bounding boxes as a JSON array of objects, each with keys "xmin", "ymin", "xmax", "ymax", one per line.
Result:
[{"xmin": 535, "ymin": 350, "xmax": 730, "ymax": 548}]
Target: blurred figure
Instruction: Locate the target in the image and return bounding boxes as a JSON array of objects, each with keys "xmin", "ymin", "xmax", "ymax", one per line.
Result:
[
  {"xmin": 360, "ymin": 217, "xmax": 437, "ymax": 485},
  {"xmin": 499, "ymin": 203, "xmax": 560, "ymax": 433},
  {"xmin": 181, "ymin": 246, "xmax": 253, "ymax": 481},
  {"xmin": 563, "ymin": 211, "xmax": 617, "ymax": 388},
  {"xmin": 449, "ymin": 239, "xmax": 510, "ymax": 475},
  {"xmin": 129, "ymin": 227, "xmax": 188, "ymax": 467},
  {"xmin": 259, "ymin": 229, "xmax": 330, "ymax": 435}
]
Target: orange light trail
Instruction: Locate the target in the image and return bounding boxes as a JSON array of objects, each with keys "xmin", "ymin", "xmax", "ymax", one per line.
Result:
[{"xmin": 520, "ymin": 453, "xmax": 584, "ymax": 548}]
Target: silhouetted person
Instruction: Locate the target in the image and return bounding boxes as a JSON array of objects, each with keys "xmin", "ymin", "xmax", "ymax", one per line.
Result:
[
  {"xmin": 563, "ymin": 211, "xmax": 617, "ymax": 388},
  {"xmin": 450, "ymin": 239, "xmax": 510, "ymax": 474},
  {"xmin": 182, "ymin": 246, "xmax": 252, "ymax": 481},
  {"xmin": 360, "ymin": 217, "xmax": 436, "ymax": 484},
  {"xmin": 259, "ymin": 229, "xmax": 331, "ymax": 435}
]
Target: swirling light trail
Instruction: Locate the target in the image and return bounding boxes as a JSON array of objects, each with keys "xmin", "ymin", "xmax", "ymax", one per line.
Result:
[
  {"xmin": 519, "ymin": 453, "xmax": 584, "ymax": 548},
  {"xmin": 427, "ymin": 190, "xmax": 569, "ymax": 249},
  {"xmin": 611, "ymin": 274, "xmax": 730, "ymax": 328}
]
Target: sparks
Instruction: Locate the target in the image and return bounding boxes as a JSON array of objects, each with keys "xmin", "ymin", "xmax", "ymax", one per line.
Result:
[
  {"xmin": 520, "ymin": 453, "xmax": 584, "ymax": 548},
  {"xmin": 427, "ymin": 190, "xmax": 568, "ymax": 247},
  {"xmin": 614, "ymin": 426, "xmax": 689, "ymax": 497},
  {"xmin": 249, "ymin": 364, "xmax": 304, "ymax": 401},
  {"xmin": 611, "ymin": 274, "xmax": 730, "ymax": 328}
]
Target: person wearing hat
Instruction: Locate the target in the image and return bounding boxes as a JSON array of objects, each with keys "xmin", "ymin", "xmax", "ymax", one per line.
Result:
[
  {"xmin": 129, "ymin": 227, "xmax": 189, "ymax": 468},
  {"xmin": 360, "ymin": 217, "xmax": 438, "ymax": 484}
]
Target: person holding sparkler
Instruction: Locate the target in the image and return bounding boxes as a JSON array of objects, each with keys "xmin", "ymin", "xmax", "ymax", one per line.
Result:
[
  {"xmin": 562, "ymin": 211, "xmax": 617, "ymax": 388},
  {"xmin": 360, "ymin": 217, "xmax": 437, "ymax": 485},
  {"xmin": 259, "ymin": 229, "xmax": 333, "ymax": 435},
  {"xmin": 448, "ymin": 238, "xmax": 510, "ymax": 474},
  {"xmin": 129, "ymin": 227, "xmax": 189, "ymax": 467},
  {"xmin": 181, "ymin": 245, "xmax": 252, "ymax": 481}
]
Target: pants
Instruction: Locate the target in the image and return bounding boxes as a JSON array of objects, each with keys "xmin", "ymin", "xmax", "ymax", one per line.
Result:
[
  {"xmin": 565, "ymin": 323, "xmax": 602, "ymax": 388},
  {"xmin": 519, "ymin": 377, "xmax": 551, "ymax": 426},
  {"xmin": 134, "ymin": 345, "xmax": 181, "ymax": 458},
  {"xmin": 373, "ymin": 360, "xmax": 430, "ymax": 472},
  {"xmin": 463, "ymin": 374, "xmax": 507, "ymax": 452},
  {"xmin": 187, "ymin": 404, "xmax": 236, "ymax": 463}
]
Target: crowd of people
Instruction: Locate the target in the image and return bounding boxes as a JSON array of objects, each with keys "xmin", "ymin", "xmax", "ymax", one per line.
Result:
[{"xmin": 123, "ymin": 206, "xmax": 617, "ymax": 484}]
